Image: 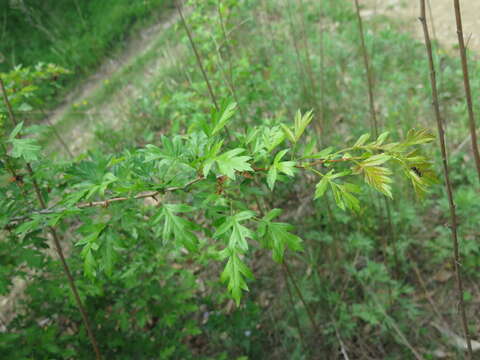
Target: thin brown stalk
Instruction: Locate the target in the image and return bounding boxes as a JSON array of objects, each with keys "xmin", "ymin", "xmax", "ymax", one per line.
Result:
[
  {"xmin": 176, "ymin": 1, "xmax": 219, "ymax": 111},
  {"xmin": 452, "ymin": 0, "xmax": 480, "ymax": 182},
  {"xmin": 319, "ymin": 0, "xmax": 327, "ymax": 143},
  {"xmin": 40, "ymin": 109, "xmax": 74, "ymax": 158},
  {"xmin": 353, "ymin": 0, "xmax": 378, "ymax": 137},
  {"xmin": 282, "ymin": 0, "xmax": 309, "ymax": 106},
  {"xmin": 418, "ymin": 2, "xmax": 473, "ymax": 358},
  {"xmin": 0, "ymin": 77, "xmax": 102, "ymax": 360}
]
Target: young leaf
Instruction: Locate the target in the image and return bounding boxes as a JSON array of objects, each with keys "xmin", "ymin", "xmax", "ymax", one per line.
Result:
[
  {"xmin": 212, "ymin": 102, "xmax": 237, "ymax": 135},
  {"xmin": 354, "ymin": 154, "xmax": 393, "ymax": 198},
  {"xmin": 280, "ymin": 123, "xmax": 296, "ymax": 144},
  {"xmin": 294, "ymin": 109, "xmax": 314, "ymax": 142}
]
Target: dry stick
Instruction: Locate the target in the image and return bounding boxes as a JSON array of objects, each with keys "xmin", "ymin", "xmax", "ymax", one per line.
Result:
[
  {"xmin": 282, "ymin": 267, "xmax": 308, "ymax": 354},
  {"xmin": 295, "ymin": 0, "xmax": 323, "ymax": 137},
  {"xmin": 452, "ymin": 0, "xmax": 480, "ymax": 182},
  {"xmin": 216, "ymin": 0, "xmax": 247, "ymax": 121},
  {"xmin": 353, "ymin": 0, "xmax": 378, "ymax": 137},
  {"xmin": 330, "ymin": 315, "xmax": 351, "ymax": 360},
  {"xmin": 418, "ymin": 2, "xmax": 473, "ymax": 358},
  {"xmin": 176, "ymin": 2, "xmax": 219, "ymax": 111},
  {"xmin": 426, "ymin": 0, "xmax": 437, "ymax": 44},
  {"xmin": 282, "ymin": 0, "xmax": 309, "ymax": 108},
  {"xmin": 0, "ymin": 77, "xmax": 102, "ymax": 360}
]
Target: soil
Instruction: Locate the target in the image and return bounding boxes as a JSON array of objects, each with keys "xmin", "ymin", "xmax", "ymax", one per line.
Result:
[{"xmin": 362, "ymin": 0, "xmax": 480, "ymax": 52}]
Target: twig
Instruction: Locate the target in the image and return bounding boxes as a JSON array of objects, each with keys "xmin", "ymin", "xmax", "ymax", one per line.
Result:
[
  {"xmin": 418, "ymin": 3, "xmax": 473, "ymax": 358},
  {"xmin": 452, "ymin": 0, "xmax": 480, "ymax": 183},
  {"xmin": 176, "ymin": 1, "xmax": 219, "ymax": 111}
]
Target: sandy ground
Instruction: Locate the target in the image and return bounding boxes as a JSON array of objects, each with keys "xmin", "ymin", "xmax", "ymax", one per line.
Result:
[{"xmin": 362, "ymin": 0, "xmax": 480, "ymax": 52}]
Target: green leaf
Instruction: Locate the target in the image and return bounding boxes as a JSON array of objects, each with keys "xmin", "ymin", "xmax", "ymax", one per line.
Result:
[
  {"xmin": 9, "ymin": 138, "xmax": 41, "ymax": 162},
  {"xmin": 280, "ymin": 123, "xmax": 296, "ymax": 143},
  {"xmin": 267, "ymin": 149, "xmax": 296, "ymax": 190},
  {"xmin": 214, "ymin": 211, "xmax": 254, "ymax": 252},
  {"xmin": 315, "ymin": 175, "xmax": 330, "ymax": 199},
  {"xmin": 8, "ymin": 121, "xmax": 24, "ymax": 140},
  {"xmin": 267, "ymin": 166, "xmax": 277, "ymax": 191},
  {"xmin": 76, "ymin": 223, "xmax": 107, "ymax": 278},
  {"xmin": 157, "ymin": 204, "xmax": 198, "ymax": 252},
  {"xmin": 375, "ymin": 131, "xmax": 390, "ymax": 145},
  {"xmin": 314, "ymin": 171, "xmax": 360, "ymax": 211},
  {"xmin": 215, "ymin": 148, "xmax": 252, "ymax": 180},
  {"xmin": 353, "ymin": 133, "xmax": 370, "ymax": 148},
  {"xmin": 277, "ymin": 161, "xmax": 296, "ymax": 176},
  {"xmin": 259, "ymin": 219, "xmax": 303, "ymax": 263},
  {"xmin": 220, "ymin": 248, "xmax": 254, "ymax": 305}
]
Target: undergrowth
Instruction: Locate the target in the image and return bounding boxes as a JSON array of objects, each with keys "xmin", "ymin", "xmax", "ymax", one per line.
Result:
[{"xmin": 1, "ymin": 0, "xmax": 480, "ymax": 359}]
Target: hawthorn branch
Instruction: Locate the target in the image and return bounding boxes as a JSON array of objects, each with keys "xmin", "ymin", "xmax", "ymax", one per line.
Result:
[
  {"xmin": 7, "ymin": 176, "xmax": 205, "ymax": 225},
  {"xmin": 6, "ymin": 156, "xmax": 368, "ymax": 227}
]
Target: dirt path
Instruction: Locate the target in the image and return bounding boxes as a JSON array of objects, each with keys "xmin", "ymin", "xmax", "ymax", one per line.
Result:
[
  {"xmin": 46, "ymin": 8, "xmax": 185, "ymax": 155},
  {"xmin": 362, "ymin": 0, "xmax": 480, "ymax": 52}
]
